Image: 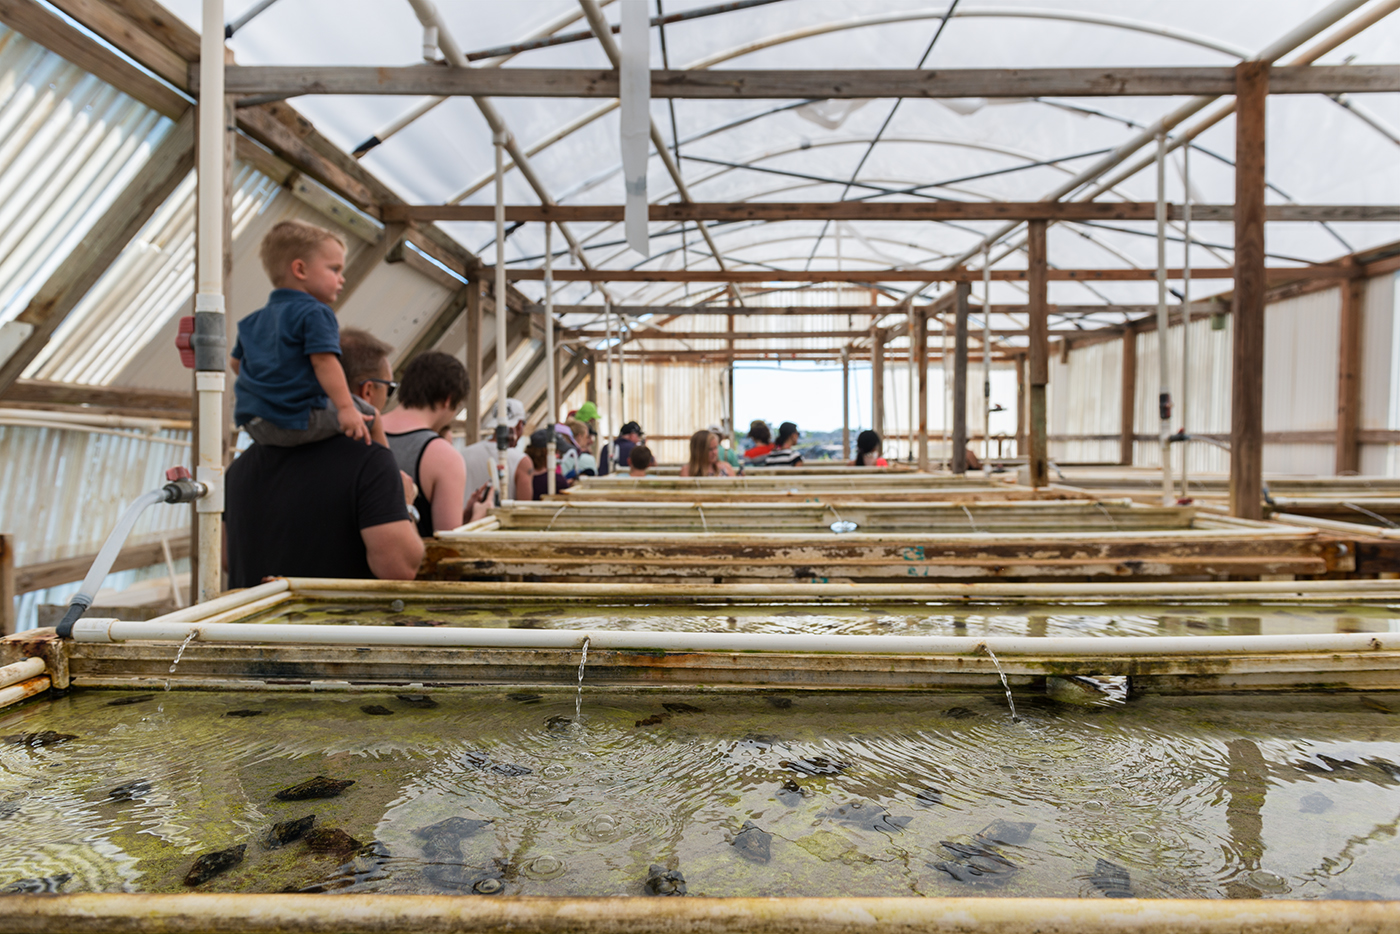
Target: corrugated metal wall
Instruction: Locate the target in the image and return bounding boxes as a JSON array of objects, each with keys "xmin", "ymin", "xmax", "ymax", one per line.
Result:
[
  {"xmin": 1360, "ymin": 272, "xmax": 1399, "ymax": 476},
  {"xmin": 1261, "ymin": 287, "xmax": 1340, "ymax": 475},
  {"xmin": 0, "ymin": 24, "xmax": 172, "ymax": 326},
  {"xmin": 1132, "ymin": 315, "xmax": 1233, "ymax": 474},
  {"xmin": 1052, "ymin": 276, "xmax": 1400, "ymax": 478},
  {"xmin": 0, "ymin": 422, "xmax": 189, "ymax": 568},
  {"xmin": 1049, "ymin": 338, "xmax": 1120, "ymax": 465}
]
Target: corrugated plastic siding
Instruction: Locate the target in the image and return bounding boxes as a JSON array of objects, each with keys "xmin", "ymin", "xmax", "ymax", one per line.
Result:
[
  {"xmin": 1261, "ymin": 287, "xmax": 1339, "ymax": 475},
  {"xmin": 1134, "ymin": 315, "xmax": 1234, "ymax": 475},
  {"xmin": 1361, "ymin": 272, "xmax": 1399, "ymax": 476},
  {"xmin": 1048, "ymin": 338, "xmax": 1119, "ymax": 464},
  {"xmin": 0, "ymin": 25, "xmax": 171, "ymax": 325},
  {"xmin": 618, "ymin": 358, "xmax": 729, "ymax": 465},
  {"xmin": 0, "ymin": 423, "xmax": 190, "ymax": 568},
  {"xmin": 28, "ymin": 163, "xmax": 280, "ymax": 384}
]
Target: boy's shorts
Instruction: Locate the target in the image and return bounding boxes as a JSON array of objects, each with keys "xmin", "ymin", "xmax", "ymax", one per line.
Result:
[{"xmin": 243, "ymin": 396, "xmax": 377, "ymax": 447}]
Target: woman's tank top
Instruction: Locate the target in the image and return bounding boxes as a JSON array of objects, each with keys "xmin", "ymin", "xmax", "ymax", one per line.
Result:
[{"xmin": 386, "ymin": 428, "xmax": 439, "ymax": 536}]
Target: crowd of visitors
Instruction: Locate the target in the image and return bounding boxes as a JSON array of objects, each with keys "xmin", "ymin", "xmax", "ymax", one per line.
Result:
[{"xmin": 224, "ymin": 219, "xmax": 894, "ymax": 587}]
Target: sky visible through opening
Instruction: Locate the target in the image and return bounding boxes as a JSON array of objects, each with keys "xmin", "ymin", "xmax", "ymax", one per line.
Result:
[{"xmin": 734, "ymin": 361, "xmax": 1019, "ymax": 440}]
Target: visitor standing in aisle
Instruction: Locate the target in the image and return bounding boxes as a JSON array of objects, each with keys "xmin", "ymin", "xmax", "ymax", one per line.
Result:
[{"xmin": 382, "ymin": 352, "xmax": 487, "ymax": 535}]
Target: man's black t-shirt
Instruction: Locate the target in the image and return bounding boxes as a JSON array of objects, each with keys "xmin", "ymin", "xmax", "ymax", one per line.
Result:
[{"xmin": 225, "ymin": 436, "xmax": 409, "ymax": 588}]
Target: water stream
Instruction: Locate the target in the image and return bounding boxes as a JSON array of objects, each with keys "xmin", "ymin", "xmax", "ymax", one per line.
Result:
[
  {"xmin": 163, "ymin": 631, "xmax": 198, "ymax": 692},
  {"xmin": 575, "ymin": 637, "xmax": 590, "ymax": 721},
  {"xmin": 980, "ymin": 644, "xmax": 1020, "ymax": 722}
]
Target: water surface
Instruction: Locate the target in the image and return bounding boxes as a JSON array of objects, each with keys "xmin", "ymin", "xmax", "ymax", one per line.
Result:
[{"xmin": 3, "ymin": 688, "xmax": 1400, "ymax": 899}]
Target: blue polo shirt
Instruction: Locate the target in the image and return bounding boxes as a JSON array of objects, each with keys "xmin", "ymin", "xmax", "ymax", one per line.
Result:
[{"xmin": 231, "ymin": 289, "xmax": 341, "ymax": 430}]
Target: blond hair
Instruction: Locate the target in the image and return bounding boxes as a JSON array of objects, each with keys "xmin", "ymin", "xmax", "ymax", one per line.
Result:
[{"xmin": 260, "ymin": 220, "xmax": 345, "ymax": 281}]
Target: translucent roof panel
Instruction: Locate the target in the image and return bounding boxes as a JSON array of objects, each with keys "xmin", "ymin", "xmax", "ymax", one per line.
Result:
[{"xmin": 161, "ymin": 0, "xmax": 1400, "ymax": 335}]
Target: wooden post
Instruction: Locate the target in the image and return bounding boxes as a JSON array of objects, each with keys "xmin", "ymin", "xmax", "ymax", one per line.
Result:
[
  {"xmin": 1120, "ymin": 325, "xmax": 1137, "ymax": 466},
  {"xmin": 1335, "ymin": 277, "xmax": 1364, "ymax": 475},
  {"xmin": 916, "ymin": 309, "xmax": 929, "ymax": 471},
  {"xmin": 871, "ymin": 326, "xmax": 885, "ymax": 438},
  {"xmin": 1027, "ymin": 219, "xmax": 1050, "ymax": 487},
  {"xmin": 1015, "ymin": 353, "xmax": 1026, "ymax": 457},
  {"xmin": 464, "ymin": 276, "xmax": 482, "ymax": 439},
  {"xmin": 1230, "ymin": 61, "xmax": 1269, "ymax": 520},
  {"xmin": 586, "ymin": 357, "xmax": 598, "ymax": 405},
  {"xmin": 951, "ymin": 281, "xmax": 970, "ymax": 474},
  {"xmin": 0, "ymin": 533, "xmax": 14, "ymax": 637}
]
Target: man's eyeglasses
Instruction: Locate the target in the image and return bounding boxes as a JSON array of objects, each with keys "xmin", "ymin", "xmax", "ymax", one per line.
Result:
[{"xmin": 360, "ymin": 378, "xmax": 398, "ymax": 399}]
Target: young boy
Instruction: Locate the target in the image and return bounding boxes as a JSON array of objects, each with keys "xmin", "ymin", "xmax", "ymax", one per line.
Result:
[{"xmin": 230, "ymin": 220, "xmax": 383, "ymax": 447}]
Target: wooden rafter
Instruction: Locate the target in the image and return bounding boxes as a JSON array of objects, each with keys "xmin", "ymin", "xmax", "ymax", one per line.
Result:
[
  {"xmin": 507, "ymin": 265, "xmax": 1352, "ymax": 283},
  {"xmin": 384, "ymin": 203, "xmax": 1400, "ymax": 224},
  {"xmin": 213, "ymin": 64, "xmax": 1400, "ymax": 100}
]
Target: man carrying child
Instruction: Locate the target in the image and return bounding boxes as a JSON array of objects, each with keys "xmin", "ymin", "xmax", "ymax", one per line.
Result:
[{"xmin": 224, "ymin": 220, "xmax": 422, "ymax": 586}]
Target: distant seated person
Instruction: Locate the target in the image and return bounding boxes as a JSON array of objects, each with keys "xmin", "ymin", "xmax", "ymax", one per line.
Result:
[
  {"xmin": 708, "ymin": 424, "xmax": 742, "ymax": 471},
  {"xmin": 743, "ymin": 420, "xmax": 774, "ymax": 461},
  {"xmin": 230, "ymin": 220, "xmax": 381, "ymax": 448},
  {"xmin": 382, "ymin": 351, "xmax": 489, "ymax": 535},
  {"xmin": 629, "ymin": 444, "xmax": 655, "ymax": 478},
  {"xmin": 518, "ymin": 428, "xmax": 574, "ymax": 500},
  {"xmin": 680, "ymin": 429, "xmax": 738, "ymax": 477},
  {"xmin": 761, "ymin": 421, "xmax": 804, "ymax": 467},
  {"xmin": 601, "ymin": 420, "xmax": 642, "ymax": 476},
  {"xmin": 853, "ymin": 429, "xmax": 889, "ymax": 467}
]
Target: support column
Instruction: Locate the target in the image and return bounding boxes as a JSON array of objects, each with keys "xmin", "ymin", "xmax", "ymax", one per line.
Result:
[
  {"xmin": 465, "ymin": 277, "xmax": 482, "ymax": 439},
  {"xmin": 841, "ymin": 347, "xmax": 851, "ymax": 461},
  {"xmin": 586, "ymin": 357, "xmax": 598, "ymax": 405},
  {"xmin": 1027, "ymin": 219, "xmax": 1050, "ymax": 488},
  {"xmin": 1229, "ymin": 61, "xmax": 1269, "ymax": 520},
  {"xmin": 1336, "ymin": 277, "xmax": 1364, "ymax": 475},
  {"xmin": 492, "ymin": 131, "xmax": 511, "ymax": 499},
  {"xmin": 192, "ymin": 0, "xmax": 229, "ymax": 605},
  {"xmin": 1120, "ymin": 326, "xmax": 1137, "ymax": 466},
  {"xmin": 951, "ymin": 282, "xmax": 970, "ymax": 474},
  {"xmin": 1015, "ymin": 354, "xmax": 1026, "ymax": 458},
  {"xmin": 916, "ymin": 309, "xmax": 929, "ymax": 471},
  {"xmin": 871, "ymin": 326, "xmax": 885, "ymax": 438},
  {"xmin": 727, "ymin": 312, "xmax": 736, "ymax": 442},
  {"xmin": 0, "ymin": 533, "xmax": 14, "ymax": 637}
]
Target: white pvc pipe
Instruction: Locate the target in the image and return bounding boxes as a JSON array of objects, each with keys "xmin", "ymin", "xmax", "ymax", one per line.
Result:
[
  {"xmin": 605, "ymin": 297, "xmax": 616, "ymax": 470},
  {"xmin": 982, "ymin": 245, "xmax": 992, "ymax": 470},
  {"xmin": 1155, "ymin": 131, "xmax": 1172, "ymax": 507},
  {"xmin": 494, "ymin": 130, "xmax": 511, "ymax": 500},
  {"xmin": 69, "ymin": 618, "xmax": 1400, "ymax": 658},
  {"xmin": 0, "ymin": 657, "xmax": 44, "ymax": 691},
  {"xmin": 195, "ymin": 0, "xmax": 226, "ymax": 605},
  {"xmin": 1179, "ymin": 141, "xmax": 1192, "ymax": 500},
  {"xmin": 545, "ymin": 222, "xmax": 557, "ymax": 496},
  {"xmin": 940, "ymin": 309, "xmax": 949, "ymax": 467}
]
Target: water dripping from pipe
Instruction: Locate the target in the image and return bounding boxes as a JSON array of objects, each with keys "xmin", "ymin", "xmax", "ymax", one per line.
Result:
[
  {"xmin": 575, "ymin": 637, "xmax": 590, "ymax": 722},
  {"xmin": 165, "ymin": 631, "xmax": 198, "ymax": 692},
  {"xmin": 977, "ymin": 643, "xmax": 1020, "ymax": 722}
]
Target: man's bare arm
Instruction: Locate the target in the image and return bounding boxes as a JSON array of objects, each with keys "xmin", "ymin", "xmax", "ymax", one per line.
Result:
[{"xmin": 361, "ymin": 520, "xmax": 424, "ymax": 580}]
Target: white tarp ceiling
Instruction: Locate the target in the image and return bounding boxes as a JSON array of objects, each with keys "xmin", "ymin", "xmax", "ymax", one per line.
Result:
[{"xmin": 156, "ymin": 1, "xmax": 1400, "ymax": 337}]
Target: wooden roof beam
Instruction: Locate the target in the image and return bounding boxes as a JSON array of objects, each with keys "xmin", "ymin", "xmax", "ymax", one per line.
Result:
[
  {"xmin": 505, "ymin": 265, "xmax": 1353, "ymax": 283},
  {"xmin": 383, "ymin": 203, "xmax": 1400, "ymax": 224},
  {"xmin": 213, "ymin": 64, "xmax": 1400, "ymax": 101}
]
